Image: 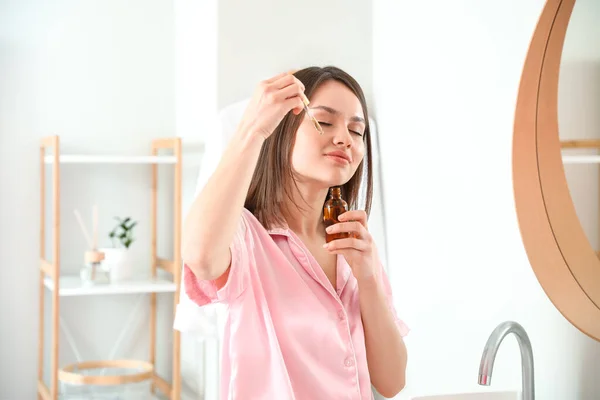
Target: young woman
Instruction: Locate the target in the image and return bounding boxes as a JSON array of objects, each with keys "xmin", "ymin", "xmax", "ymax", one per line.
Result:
[{"xmin": 182, "ymin": 66, "xmax": 409, "ymax": 399}]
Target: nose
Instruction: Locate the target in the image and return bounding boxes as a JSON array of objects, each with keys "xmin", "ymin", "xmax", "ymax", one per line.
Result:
[{"xmin": 332, "ymin": 126, "xmax": 353, "ymax": 148}]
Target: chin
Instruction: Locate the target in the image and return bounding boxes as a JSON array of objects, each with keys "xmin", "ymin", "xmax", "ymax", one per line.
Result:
[
  {"xmin": 320, "ymin": 172, "xmax": 351, "ymax": 188},
  {"xmin": 296, "ymin": 162, "xmax": 354, "ymax": 187}
]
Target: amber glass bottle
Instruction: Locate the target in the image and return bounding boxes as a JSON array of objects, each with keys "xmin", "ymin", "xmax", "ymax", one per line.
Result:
[{"xmin": 323, "ymin": 187, "xmax": 349, "ymax": 243}]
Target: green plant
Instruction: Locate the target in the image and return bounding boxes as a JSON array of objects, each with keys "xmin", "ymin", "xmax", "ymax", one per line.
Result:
[{"xmin": 109, "ymin": 217, "xmax": 137, "ymax": 249}]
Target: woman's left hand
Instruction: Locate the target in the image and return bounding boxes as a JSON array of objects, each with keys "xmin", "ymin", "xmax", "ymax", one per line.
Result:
[{"xmin": 323, "ymin": 210, "xmax": 378, "ymax": 283}]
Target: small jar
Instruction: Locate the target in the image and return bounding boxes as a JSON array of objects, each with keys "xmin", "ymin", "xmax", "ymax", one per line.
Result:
[{"xmin": 80, "ymin": 250, "xmax": 109, "ymax": 284}]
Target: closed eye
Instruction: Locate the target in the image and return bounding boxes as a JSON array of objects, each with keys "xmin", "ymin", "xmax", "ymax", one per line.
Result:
[{"xmin": 318, "ymin": 122, "xmax": 363, "ymax": 137}]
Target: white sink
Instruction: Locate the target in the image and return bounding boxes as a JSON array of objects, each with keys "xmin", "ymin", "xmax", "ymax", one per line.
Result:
[{"xmin": 411, "ymin": 391, "xmax": 520, "ymax": 400}]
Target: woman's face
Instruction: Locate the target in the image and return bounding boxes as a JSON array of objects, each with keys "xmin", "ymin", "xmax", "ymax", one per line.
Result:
[{"xmin": 291, "ymin": 80, "xmax": 366, "ymax": 188}]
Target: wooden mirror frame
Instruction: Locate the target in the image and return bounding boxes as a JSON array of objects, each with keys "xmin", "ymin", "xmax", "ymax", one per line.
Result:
[{"xmin": 513, "ymin": 0, "xmax": 600, "ymax": 341}]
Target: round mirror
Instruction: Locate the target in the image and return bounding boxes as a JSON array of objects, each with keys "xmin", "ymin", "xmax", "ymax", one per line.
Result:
[
  {"xmin": 559, "ymin": 0, "xmax": 600, "ymax": 261},
  {"xmin": 513, "ymin": 0, "xmax": 600, "ymax": 341}
]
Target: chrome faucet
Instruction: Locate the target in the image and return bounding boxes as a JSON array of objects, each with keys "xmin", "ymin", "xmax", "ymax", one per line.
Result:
[{"xmin": 478, "ymin": 321, "xmax": 534, "ymax": 400}]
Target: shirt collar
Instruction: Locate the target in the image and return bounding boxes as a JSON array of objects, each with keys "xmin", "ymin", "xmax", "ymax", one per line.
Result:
[
  {"xmin": 265, "ymin": 216, "xmax": 291, "ymax": 236},
  {"xmin": 267, "ymin": 227, "xmax": 290, "ymax": 236}
]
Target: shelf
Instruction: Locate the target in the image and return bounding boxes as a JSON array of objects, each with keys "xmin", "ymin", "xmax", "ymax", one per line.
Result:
[
  {"xmin": 43, "ymin": 155, "xmax": 177, "ymax": 164},
  {"xmin": 58, "ymin": 386, "xmax": 166, "ymax": 400},
  {"xmin": 44, "ymin": 275, "xmax": 177, "ymax": 296},
  {"xmin": 60, "ymin": 394, "xmax": 165, "ymax": 400},
  {"xmin": 562, "ymin": 155, "xmax": 600, "ymax": 164}
]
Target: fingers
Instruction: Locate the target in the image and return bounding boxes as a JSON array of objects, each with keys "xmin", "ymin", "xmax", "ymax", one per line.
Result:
[
  {"xmin": 263, "ymin": 71, "xmax": 289, "ymax": 84},
  {"xmin": 262, "ymin": 74, "xmax": 305, "ymax": 102},
  {"xmin": 274, "ymin": 75, "xmax": 305, "ymax": 115},
  {"xmin": 338, "ymin": 210, "xmax": 368, "ymax": 228},
  {"xmin": 284, "ymin": 96, "xmax": 305, "ymax": 115},
  {"xmin": 258, "ymin": 70, "xmax": 306, "ymax": 115},
  {"xmin": 323, "ymin": 237, "xmax": 368, "ymax": 252},
  {"xmin": 325, "ymin": 221, "xmax": 367, "ymax": 238},
  {"xmin": 272, "ymin": 73, "xmax": 305, "ymax": 91},
  {"xmin": 277, "ymin": 80, "xmax": 305, "ymax": 101}
]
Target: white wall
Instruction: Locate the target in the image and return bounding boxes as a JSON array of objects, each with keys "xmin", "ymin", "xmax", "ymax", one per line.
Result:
[
  {"xmin": 217, "ymin": 0, "xmax": 373, "ymax": 109},
  {"xmin": 0, "ymin": 0, "xmax": 179, "ymax": 397},
  {"xmin": 173, "ymin": 0, "xmax": 220, "ymax": 398},
  {"xmin": 559, "ymin": 0, "xmax": 600, "ymax": 252},
  {"xmin": 373, "ymin": 1, "xmax": 600, "ymax": 399}
]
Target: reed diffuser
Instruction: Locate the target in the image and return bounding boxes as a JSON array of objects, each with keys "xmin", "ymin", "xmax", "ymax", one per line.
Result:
[{"xmin": 74, "ymin": 205, "xmax": 109, "ymax": 284}]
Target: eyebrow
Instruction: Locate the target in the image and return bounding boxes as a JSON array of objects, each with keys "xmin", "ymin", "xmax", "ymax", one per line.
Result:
[{"xmin": 310, "ymin": 105, "xmax": 366, "ymax": 124}]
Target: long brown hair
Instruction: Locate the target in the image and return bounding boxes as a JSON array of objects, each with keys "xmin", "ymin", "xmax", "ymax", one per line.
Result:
[{"xmin": 245, "ymin": 66, "xmax": 373, "ymax": 229}]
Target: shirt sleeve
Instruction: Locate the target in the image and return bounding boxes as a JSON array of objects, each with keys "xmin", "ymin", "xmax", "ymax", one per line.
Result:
[
  {"xmin": 378, "ymin": 263, "xmax": 410, "ymax": 337},
  {"xmin": 183, "ymin": 210, "xmax": 254, "ymax": 306}
]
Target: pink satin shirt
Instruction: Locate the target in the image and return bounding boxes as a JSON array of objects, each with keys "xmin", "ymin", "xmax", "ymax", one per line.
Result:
[{"xmin": 184, "ymin": 208, "xmax": 409, "ymax": 400}]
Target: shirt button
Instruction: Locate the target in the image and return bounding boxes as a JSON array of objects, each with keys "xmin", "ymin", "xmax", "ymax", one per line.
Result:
[
  {"xmin": 344, "ymin": 357, "xmax": 354, "ymax": 367},
  {"xmin": 338, "ymin": 310, "xmax": 345, "ymax": 320}
]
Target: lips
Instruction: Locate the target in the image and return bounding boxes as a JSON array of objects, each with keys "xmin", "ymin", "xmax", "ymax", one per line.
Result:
[{"xmin": 325, "ymin": 150, "xmax": 352, "ymax": 163}]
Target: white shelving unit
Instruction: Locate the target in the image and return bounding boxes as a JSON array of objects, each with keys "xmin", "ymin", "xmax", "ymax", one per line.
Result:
[
  {"xmin": 43, "ymin": 155, "xmax": 178, "ymax": 164},
  {"xmin": 561, "ymin": 140, "xmax": 600, "ymax": 165},
  {"xmin": 562, "ymin": 154, "xmax": 600, "ymax": 164},
  {"xmin": 38, "ymin": 135, "xmax": 182, "ymax": 400},
  {"xmin": 43, "ymin": 275, "xmax": 177, "ymax": 297}
]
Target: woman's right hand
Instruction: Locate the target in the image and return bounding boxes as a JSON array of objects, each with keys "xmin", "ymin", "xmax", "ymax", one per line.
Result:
[{"xmin": 237, "ymin": 71, "xmax": 307, "ymax": 140}]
